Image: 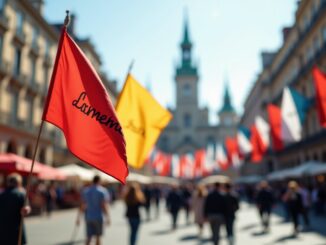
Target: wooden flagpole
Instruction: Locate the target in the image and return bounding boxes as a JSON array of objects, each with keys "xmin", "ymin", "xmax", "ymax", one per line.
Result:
[{"xmin": 17, "ymin": 11, "xmax": 71, "ymax": 245}]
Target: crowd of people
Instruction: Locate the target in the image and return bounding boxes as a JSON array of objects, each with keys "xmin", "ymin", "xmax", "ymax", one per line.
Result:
[{"xmin": 0, "ymin": 172, "xmax": 326, "ymax": 245}]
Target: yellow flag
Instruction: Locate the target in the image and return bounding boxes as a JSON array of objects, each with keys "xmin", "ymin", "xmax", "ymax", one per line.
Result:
[{"xmin": 116, "ymin": 74, "xmax": 172, "ymax": 169}]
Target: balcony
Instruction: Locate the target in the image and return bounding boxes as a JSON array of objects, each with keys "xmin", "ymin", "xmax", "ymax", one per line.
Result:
[
  {"xmin": 30, "ymin": 42, "xmax": 40, "ymax": 58},
  {"xmin": 10, "ymin": 73, "xmax": 28, "ymax": 89},
  {"xmin": 0, "ymin": 110, "xmax": 11, "ymax": 125},
  {"xmin": 13, "ymin": 30, "xmax": 26, "ymax": 47},
  {"xmin": 27, "ymin": 81, "xmax": 43, "ymax": 96},
  {"xmin": 0, "ymin": 60, "xmax": 10, "ymax": 79},
  {"xmin": 0, "ymin": 13, "xmax": 9, "ymax": 31}
]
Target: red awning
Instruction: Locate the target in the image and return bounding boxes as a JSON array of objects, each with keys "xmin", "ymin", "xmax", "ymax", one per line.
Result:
[
  {"xmin": 0, "ymin": 153, "xmax": 42, "ymax": 175},
  {"xmin": 0, "ymin": 153, "xmax": 66, "ymax": 180}
]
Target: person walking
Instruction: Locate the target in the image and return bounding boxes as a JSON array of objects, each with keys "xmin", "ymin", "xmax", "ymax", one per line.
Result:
[
  {"xmin": 224, "ymin": 183, "xmax": 239, "ymax": 245},
  {"xmin": 255, "ymin": 181, "xmax": 274, "ymax": 233},
  {"xmin": 77, "ymin": 175, "xmax": 110, "ymax": 245},
  {"xmin": 283, "ymin": 181, "xmax": 304, "ymax": 236},
  {"xmin": 299, "ymin": 184, "xmax": 310, "ymax": 229},
  {"xmin": 181, "ymin": 184, "xmax": 192, "ymax": 225},
  {"xmin": 0, "ymin": 173, "xmax": 31, "ymax": 245},
  {"xmin": 123, "ymin": 183, "xmax": 145, "ymax": 245},
  {"xmin": 166, "ymin": 184, "xmax": 183, "ymax": 230},
  {"xmin": 143, "ymin": 185, "xmax": 152, "ymax": 221},
  {"xmin": 204, "ymin": 182, "xmax": 227, "ymax": 245},
  {"xmin": 191, "ymin": 185, "xmax": 207, "ymax": 238},
  {"xmin": 45, "ymin": 182, "xmax": 57, "ymax": 217},
  {"xmin": 152, "ymin": 185, "xmax": 161, "ymax": 219}
]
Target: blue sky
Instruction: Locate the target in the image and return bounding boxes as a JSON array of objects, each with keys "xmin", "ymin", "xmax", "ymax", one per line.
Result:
[{"xmin": 45, "ymin": 0, "xmax": 297, "ymax": 123}]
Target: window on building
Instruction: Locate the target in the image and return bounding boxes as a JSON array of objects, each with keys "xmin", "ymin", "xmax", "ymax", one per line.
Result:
[
  {"xmin": 39, "ymin": 148, "xmax": 46, "ymax": 163},
  {"xmin": 184, "ymin": 113, "xmax": 191, "ymax": 127},
  {"xmin": 24, "ymin": 145, "xmax": 32, "ymax": 158},
  {"xmin": 0, "ymin": 35, "xmax": 3, "ymax": 64},
  {"xmin": 11, "ymin": 91, "xmax": 19, "ymax": 123},
  {"xmin": 183, "ymin": 84, "xmax": 191, "ymax": 96},
  {"xmin": 0, "ymin": 0, "xmax": 5, "ymax": 13},
  {"xmin": 183, "ymin": 50, "xmax": 190, "ymax": 60},
  {"xmin": 43, "ymin": 66, "xmax": 49, "ymax": 91},
  {"xmin": 31, "ymin": 58, "xmax": 36, "ymax": 84},
  {"xmin": 323, "ymin": 25, "xmax": 326, "ymax": 43},
  {"xmin": 6, "ymin": 140, "xmax": 17, "ymax": 153},
  {"xmin": 45, "ymin": 40, "xmax": 50, "ymax": 57},
  {"xmin": 161, "ymin": 137, "xmax": 169, "ymax": 151},
  {"xmin": 13, "ymin": 48, "xmax": 21, "ymax": 76},
  {"xmin": 27, "ymin": 98, "xmax": 34, "ymax": 127},
  {"xmin": 184, "ymin": 135, "xmax": 191, "ymax": 143},
  {"xmin": 16, "ymin": 10, "xmax": 24, "ymax": 34},
  {"xmin": 32, "ymin": 27, "xmax": 39, "ymax": 47}
]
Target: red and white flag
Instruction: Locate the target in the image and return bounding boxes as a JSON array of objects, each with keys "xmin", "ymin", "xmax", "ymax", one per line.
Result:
[
  {"xmin": 312, "ymin": 66, "xmax": 326, "ymax": 127},
  {"xmin": 267, "ymin": 104, "xmax": 284, "ymax": 151},
  {"xmin": 43, "ymin": 28, "xmax": 128, "ymax": 184}
]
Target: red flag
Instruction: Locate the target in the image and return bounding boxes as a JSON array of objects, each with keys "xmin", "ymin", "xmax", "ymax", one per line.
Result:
[
  {"xmin": 250, "ymin": 126, "xmax": 265, "ymax": 163},
  {"xmin": 194, "ymin": 149, "xmax": 206, "ymax": 177},
  {"xmin": 312, "ymin": 66, "xmax": 326, "ymax": 127},
  {"xmin": 152, "ymin": 151, "xmax": 171, "ymax": 176},
  {"xmin": 42, "ymin": 28, "xmax": 128, "ymax": 184},
  {"xmin": 267, "ymin": 104, "xmax": 284, "ymax": 151},
  {"xmin": 225, "ymin": 137, "xmax": 241, "ymax": 167}
]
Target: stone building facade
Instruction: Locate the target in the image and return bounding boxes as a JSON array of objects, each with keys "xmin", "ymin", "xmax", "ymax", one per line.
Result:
[
  {"xmin": 240, "ymin": 0, "xmax": 326, "ymax": 176},
  {"xmin": 0, "ymin": 0, "xmax": 117, "ymax": 166}
]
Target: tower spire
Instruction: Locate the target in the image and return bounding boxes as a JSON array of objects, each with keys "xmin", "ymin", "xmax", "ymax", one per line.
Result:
[
  {"xmin": 182, "ymin": 10, "xmax": 191, "ymax": 47},
  {"xmin": 219, "ymin": 81, "xmax": 235, "ymax": 113}
]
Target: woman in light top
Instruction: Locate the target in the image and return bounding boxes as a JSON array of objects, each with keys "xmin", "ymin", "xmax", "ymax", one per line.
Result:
[{"xmin": 191, "ymin": 185, "xmax": 208, "ymax": 237}]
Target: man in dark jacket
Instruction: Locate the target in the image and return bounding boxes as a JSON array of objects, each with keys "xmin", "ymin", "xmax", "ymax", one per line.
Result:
[
  {"xmin": 0, "ymin": 173, "xmax": 31, "ymax": 245},
  {"xmin": 166, "ymin": 185, "xmax": 183, "ymax": 230},
  {"xmin": 204, "ymin": 182, "xmax": 227, "ymax": 245},
  {"xmin": 224, "ymin": 183, "xmax": 239, "ymax": 245},
  {"xmin": 256, "ymin": 181, "xmax": 274, "ymax": 232}
]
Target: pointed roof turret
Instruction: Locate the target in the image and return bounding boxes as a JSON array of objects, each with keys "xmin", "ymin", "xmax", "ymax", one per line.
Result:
[
  {"xmin": 176, "ymin": 12, "xmax": 197, "ymax": 77},
  {"xmin": 182, "ymin": 15, "xmax": 191, "ymax": 47},
  {"xmin": 219, "ymin": 83, "xmax": 235, "ymax": 113}
]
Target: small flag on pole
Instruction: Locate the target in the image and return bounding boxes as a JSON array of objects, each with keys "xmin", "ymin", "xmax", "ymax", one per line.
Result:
[{"xmin": 42, "ymin": 28, "xmax": 128, "ymax": 184}]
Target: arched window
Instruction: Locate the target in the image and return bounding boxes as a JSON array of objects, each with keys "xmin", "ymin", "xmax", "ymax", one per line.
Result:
[
  {"xmin": 39, "ymin": 148, "xmax": 46, "ymax": 163},
  {"xmin": 184, "ymin": 114, "xmax": 191, "ymax": 127},
  {"xmin": 24, "ymin": 145, "xmax": 32, "ymax": 158},
  {"xmin": 6, "ymin": 140, "xmax": 17, "ymax": 153}
]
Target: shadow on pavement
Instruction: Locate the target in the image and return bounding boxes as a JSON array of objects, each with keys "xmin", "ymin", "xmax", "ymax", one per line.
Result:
[
  {"xmin": 267, "ymin": 234, "xmax": 299, "ymax": 244},
  {"xmin": 251, "ymin": 230, "xmax": 269, "ymax": 237},
  {"xmin": 240, "ymin": 223, "xmax": 258, "ymax": 231},
  {"xmin": 54, "ymin": 239, "xmax": 84, "ymax": 245},
  {"xmin": 179, "ymin": 234, "xmax": 198, "ymax": 241},
  {"xmin": 151, "ymin": 229, "xmax": 173, "ymax": 235}
]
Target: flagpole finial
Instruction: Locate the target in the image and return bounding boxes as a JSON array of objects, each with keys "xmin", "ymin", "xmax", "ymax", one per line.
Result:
[
  {"xmin": 128, "ymin": 60, "xmax": 135, "ymax": 74},
  {"xmin": 64, "ymin": 10, "xmax": 70, "ymax": 28}
]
